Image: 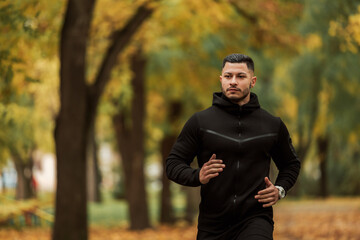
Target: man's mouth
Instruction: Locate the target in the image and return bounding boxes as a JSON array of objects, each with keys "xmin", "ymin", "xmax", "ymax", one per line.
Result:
[{"xmin": 227, "ymin": 88, "xmax": 241, "ymax": 92}]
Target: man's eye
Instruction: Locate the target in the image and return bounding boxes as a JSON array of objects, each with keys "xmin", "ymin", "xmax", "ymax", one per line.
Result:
[{"xmin": 225, "ymin": 75, "xmax": 231, "ymax": 78}]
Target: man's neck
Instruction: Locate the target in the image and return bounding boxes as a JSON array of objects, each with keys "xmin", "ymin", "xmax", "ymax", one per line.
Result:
[{"xmin": 231, "ymin": 94, "xmax": 251, "ymax": 106}]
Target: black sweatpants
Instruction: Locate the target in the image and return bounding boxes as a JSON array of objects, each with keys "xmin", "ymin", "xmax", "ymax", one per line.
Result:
[{"xmin": 197, "ymin": 217, "xmax": 274, "ymax": 240}]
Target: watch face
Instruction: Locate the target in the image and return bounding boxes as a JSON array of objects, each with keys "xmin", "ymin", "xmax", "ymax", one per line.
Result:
[
  {"xmin": 276, "ymin": 186, "xmax": 285, "ymax": 198},
  {"xmin": 280, "ymin": 189, "xmax": 285, "ymax": 198}
]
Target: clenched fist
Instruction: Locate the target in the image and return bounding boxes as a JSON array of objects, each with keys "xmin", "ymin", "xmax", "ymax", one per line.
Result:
[
  {"xmin": 254, "ymin": 177, "xmax": 280, "ymax": 207},
  {"xmin": 199, "ymin": 154, "xmax": 225, "ymax": 184}
]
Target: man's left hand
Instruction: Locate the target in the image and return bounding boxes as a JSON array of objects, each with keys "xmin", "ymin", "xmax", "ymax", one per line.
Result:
[{"xmin": 254, "ymin": 177, "xmax": 279, "ymax": 208}]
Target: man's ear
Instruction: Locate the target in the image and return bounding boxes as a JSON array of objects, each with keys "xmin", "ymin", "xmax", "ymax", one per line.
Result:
[{"xmin": 251, "ymin": 76, "xmax": 257, "ymax": 88}]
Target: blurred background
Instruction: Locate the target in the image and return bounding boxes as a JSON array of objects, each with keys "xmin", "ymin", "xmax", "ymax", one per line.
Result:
[{"xmin": 0, "ymin": 0, "xmax": 359, "ymax": 239}]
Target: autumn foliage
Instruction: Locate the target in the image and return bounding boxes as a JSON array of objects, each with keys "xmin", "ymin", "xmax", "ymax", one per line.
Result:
[
  {"xmin": 1, "ymin": 0, "xmax": 360, "ymax": 240},
  {"xmin": 0, "ymin": 198, "xmax": 359, "ymax": 240}
]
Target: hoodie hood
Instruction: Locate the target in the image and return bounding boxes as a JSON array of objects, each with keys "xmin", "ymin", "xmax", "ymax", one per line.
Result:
[{"xmin": 212, "ymin": 92, "xmax": 260, "ymax": 114}]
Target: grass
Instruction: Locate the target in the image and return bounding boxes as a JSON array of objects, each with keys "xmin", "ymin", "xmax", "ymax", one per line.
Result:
[
  {"xmin": 1, "ymin": 186, "xmax": 189, "ymax": 229},
  {"xmin": 88, "ymin": 197, "xmax": 128, "ymax": 227},
  {"xmin": 88, "ymin": 187, "xmax": 187, "ymax": 227}
]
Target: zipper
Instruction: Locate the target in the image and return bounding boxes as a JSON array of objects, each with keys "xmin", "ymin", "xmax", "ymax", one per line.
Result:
[{"xmin": 233, "ymin": 160, "xmax": 240, "ymax": 220}]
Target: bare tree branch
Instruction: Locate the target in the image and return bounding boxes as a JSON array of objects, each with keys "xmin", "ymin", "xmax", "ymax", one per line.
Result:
[{"xmin": 89, "ymin": 3, "xmax": 154, "ymax": 105}]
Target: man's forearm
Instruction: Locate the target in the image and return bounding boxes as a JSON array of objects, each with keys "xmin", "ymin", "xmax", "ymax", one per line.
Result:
[
  {"xmin": 275, "ymin": 158, "xmax": 301, "ymax": 192},
  {"xmin": 166, "ymin": 158, "xmax": 201, "ymax": 187}
]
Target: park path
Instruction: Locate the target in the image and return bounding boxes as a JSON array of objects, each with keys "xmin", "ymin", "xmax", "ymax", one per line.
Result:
[{"xmin": 273, "ymin": 198, "xmax": 360, "ymax": 240}]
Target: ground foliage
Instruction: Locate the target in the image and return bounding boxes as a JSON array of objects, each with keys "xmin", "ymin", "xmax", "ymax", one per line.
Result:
[{"xmin": 0, "ymin": 198, "xmax": 359, "ymax": 240}]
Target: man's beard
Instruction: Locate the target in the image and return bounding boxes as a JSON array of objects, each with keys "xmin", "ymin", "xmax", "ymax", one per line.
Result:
[{"xmin": 221, "ymin": 86, "xmax": 251, "ymax": 104}]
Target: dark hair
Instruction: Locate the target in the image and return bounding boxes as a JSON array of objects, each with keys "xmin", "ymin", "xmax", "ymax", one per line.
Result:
[{"xmin": 222, "ymin": 53, "xmax": 255, "ymax": 72}]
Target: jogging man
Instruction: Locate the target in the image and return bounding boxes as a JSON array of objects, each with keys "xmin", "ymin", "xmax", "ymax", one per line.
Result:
[{"xmin": 166, "ymin": 53, "xmax": 300, "ymax": 239}]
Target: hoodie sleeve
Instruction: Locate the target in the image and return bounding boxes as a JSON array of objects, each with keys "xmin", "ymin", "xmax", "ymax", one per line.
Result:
[
  {"xmin": 166, "ymin": 114, "xmax": 201, "ymax": 187},
  {"xmin": 270, "ymin": 119, "xmax": 301, "ymax": 193}
]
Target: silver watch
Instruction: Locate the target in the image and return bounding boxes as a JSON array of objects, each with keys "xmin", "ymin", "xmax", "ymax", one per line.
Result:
[{"xmin": 275, "ymin": 186, "xmax": 286, "ymax": 199}]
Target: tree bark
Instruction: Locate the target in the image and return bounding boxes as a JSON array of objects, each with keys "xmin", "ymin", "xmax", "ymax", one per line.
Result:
[
  {"xmin": 87, "ymin": 122, "xmax": 102, "ymax": 202},
  {"xmin": 12, "ymin": 151, "xmax": 35, "ymax": 200},
  {"xmin": 184, "ymin": 187, "xmax": 200, "ymax": 223},
  {"xmin": 352, "ymin": 150, "xmax": 360, "ymax": 195},
  {"xmin": 54, "ymin": 0, "xmax": 153, "ymax": 239},
  {"xmin": 113, "ymin": 49, "xmax": 150, "ymax": 230},
  {"xmin": 289, "ymin": 123, "xmax": 309, "ymax": 197},
  {"xmin": 160, "ymin": 101, "xmax": 183, "ymax": 224},
  {"xmin": 317, "ymin": 135, "xmax": 329, "ymax": 198},
  {"xmin": 160, "ymin": 135, "xmax": 176, "ymax": 224},
  {"xmin": 53, "ymin": 0, "xmax": 95, "ymax": 239},
  {"xmin": 184, "ymin": 160, "xmax": 200, "ymax": 223}
]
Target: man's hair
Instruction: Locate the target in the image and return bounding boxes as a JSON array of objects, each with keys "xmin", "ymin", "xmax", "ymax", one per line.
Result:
[{"xmin": 222, "ymin": 53, "xmax": 255, "ymax": 72}]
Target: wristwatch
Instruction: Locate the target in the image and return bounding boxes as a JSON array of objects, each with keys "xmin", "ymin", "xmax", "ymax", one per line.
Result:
[{"xmin": 275, "ymin": 186, "xmax": 286, "ymax": 199}]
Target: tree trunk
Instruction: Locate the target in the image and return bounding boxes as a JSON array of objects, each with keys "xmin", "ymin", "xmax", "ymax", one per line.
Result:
[
  {"xmin": 184, "ymin": 160, "xmax": 200, "ymax": 223},
  {"xmin": 53, "ymin": 1, "xmax": 153, "ymax": 238},
  {"xmin": 287, "ymin": 124, "xmax": 308, "ymax": 197},
  {"xmin": 184, "ymin": 187, "xmax": 200, "ymax": 223},
  {"xmin": 113, "ymin": 49, "xmax": 150, "ymax": 230},
  {"xmin": 12, "ymin": 152, "xmax": 35, "ymax": 200},
  {"xmin": 53, "ymin": 0, "xmax": 95, "ymax": 239},
  {"xmin": 352, "ymin": 150, "xmax": 360, "ymax": 195},
  {"xmin": 317, "ymin": 135, "xmax": 329, "ymax": 198},
  {"xmin": 87, "ymin": 121, "xmax": 102, "ymax": 202},
  {"xmin": 160, "ymin": 135, "xmax": 176, "ymax": 224}
]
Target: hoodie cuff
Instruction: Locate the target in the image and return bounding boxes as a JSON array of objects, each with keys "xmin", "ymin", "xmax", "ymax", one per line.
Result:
[{"xmin": 194, "ymin": 168, "xmax": 202, "ymax": 186}]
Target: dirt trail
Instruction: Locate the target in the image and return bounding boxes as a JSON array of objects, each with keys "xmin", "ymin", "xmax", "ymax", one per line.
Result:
[{"xmin": 274, "ymin": 198, "xmax": 360, "ymax": 240}]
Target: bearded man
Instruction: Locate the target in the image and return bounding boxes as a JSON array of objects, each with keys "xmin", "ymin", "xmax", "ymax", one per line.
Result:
[{"xmin": 166, "ymin": 53, "xmax": 300, "ymax": 240}]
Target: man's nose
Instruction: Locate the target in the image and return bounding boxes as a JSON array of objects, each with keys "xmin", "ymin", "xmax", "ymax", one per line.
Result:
[{"xmin": 230, "ymin": 76, "xmax": 237, "ymax": 84}]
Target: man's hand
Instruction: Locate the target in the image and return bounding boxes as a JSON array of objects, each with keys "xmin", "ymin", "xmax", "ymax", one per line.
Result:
[
  {"xmin": 199, "ymin": 154, "xmax": 225, "ymax": 184},
  {"xmin": 254, "ymin": 177, "xmax": 279, "ymax": 207}
]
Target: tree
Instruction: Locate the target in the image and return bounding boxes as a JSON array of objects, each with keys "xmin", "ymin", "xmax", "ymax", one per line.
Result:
[
  {"xmin": 53, "ymin": 0, "xmax": 154, "ymax": 239},
  {"xmin": 284, "ymin": 0, "xmax": 360, "ymax": 197},
  {"xmin": 86, "ymin": 125, "xmax": 102, "ymax": 202},
  {"xmin": 94, "ymin": 0, "xmax": 304, "ymax": 227},
  {"xmin": 0, "ymin": 0, "xmax": 55, "ymax": 200},
  {"xmin": 141, "ymin": 0, "xmax": 303, "ymax": 219},
  {"xmin": 159, "ymin": 101, "xmax": 182, "ymax": 224},
  {"xmin": 112, "ymin": 47, "xmax": 150, "ymax": 230}
]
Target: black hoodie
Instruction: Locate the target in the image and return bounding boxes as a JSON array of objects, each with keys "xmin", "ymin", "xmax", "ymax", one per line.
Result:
[{"xmin": 166, "ymin": 92, "xmax": 300, "ymax": 234}]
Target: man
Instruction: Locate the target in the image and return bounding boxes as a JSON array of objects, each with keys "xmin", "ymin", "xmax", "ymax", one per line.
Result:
[{"xmin": 166, "ymin": 53, "xmax": 300, "ymax": 240}]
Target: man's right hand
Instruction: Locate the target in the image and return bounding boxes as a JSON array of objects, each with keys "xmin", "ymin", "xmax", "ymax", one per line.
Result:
[{"xmin": 199, "ymin": 154, "xmax": 225, "ymax": 184}]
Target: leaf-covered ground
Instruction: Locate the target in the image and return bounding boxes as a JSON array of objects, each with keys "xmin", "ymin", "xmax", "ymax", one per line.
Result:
[{"xmin": 1, "ymin": 198, "xmax": 359, "ymax": 240}]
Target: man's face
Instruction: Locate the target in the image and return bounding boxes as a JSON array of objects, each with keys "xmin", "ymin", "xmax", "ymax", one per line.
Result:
[{"xmin": 220, "ymin": 62, "xmax": 257, "ymax": 105}]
